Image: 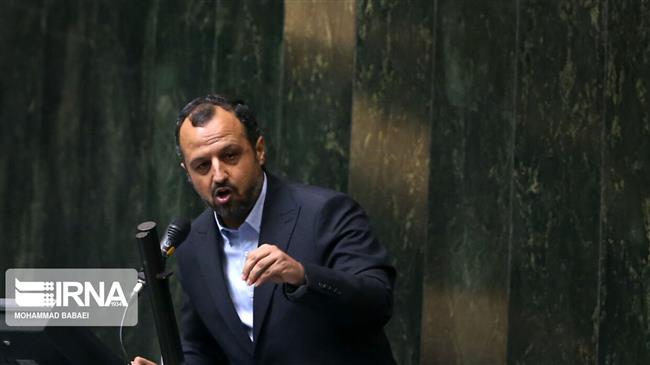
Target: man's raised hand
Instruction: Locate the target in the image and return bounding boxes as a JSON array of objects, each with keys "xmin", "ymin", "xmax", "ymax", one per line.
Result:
[{"xmin": 241, "ymin": 244, "xmax": 305, "ymax": 287}]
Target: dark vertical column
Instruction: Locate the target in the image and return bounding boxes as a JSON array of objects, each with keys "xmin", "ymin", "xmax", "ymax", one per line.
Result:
[
  {"xmin": 422, "ymin": 1, "xmax": 516, "ymax": 364},
  {"xmin": 0, "ymin": 0, "xmax": 49, "ymax": 272},
  {"xmin": 349, "ymin": 1, "xmax": 434, "ymax": 364},
  {"xmin": 59, "ymin": 0, "xmax": 152, "ymax": 268},
  {"xmin": 598, "ymin": 1, "xmax": 650, "ymax": 363},
  {"xmin": 508, "ymin": 0, "xmax": 605, "ymax": 363},
  {"xmin": 45, "ymin": 0, "xmax": 159, "ymax": 357},
  {"xmin": 0, "ymin": 0, "xmax": 161, "ymax": 356},
  {"xmin": 273, "ymin": 0, "xmax": 355, "ymax": 190}
]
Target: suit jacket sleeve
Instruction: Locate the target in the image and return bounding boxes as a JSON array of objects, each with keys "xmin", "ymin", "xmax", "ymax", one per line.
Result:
[{"xmin": 284, "ymin": 192, "xmax": 396, "ymax": 329}]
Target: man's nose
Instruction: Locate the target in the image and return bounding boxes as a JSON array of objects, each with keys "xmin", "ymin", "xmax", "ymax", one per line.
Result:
[{"xmin": 211, "ymin": 158, "xmax": 228, "ymax": 183}]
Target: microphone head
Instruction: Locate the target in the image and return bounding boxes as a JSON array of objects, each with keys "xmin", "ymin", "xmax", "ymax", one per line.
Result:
[{"xmin": 160, "ymin": 217, "xmax": 191, "ymax": 257}]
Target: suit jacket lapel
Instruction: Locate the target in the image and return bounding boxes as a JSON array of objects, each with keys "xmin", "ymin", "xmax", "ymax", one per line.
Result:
[
  {"xmin": 193, "ymin": 212, "xmax": 253, "ymax": 355},
  {"xmin": 254, "ymin": 175, "xmax": 300, "ymax": 342}
]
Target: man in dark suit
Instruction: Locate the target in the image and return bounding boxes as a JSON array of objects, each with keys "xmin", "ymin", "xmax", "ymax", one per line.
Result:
[{"xmin": 133, "ymin": 95, "xmax": 395, "ymax": 365}]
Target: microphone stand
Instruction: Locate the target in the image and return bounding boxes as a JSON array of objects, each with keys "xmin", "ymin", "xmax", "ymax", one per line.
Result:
[{"xmin": 135, "ymin": 221, "xmax": 184, "ymax": 365}]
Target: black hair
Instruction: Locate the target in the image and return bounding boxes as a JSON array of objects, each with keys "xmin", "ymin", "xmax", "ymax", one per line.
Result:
[{"xmin": 174, "ymin": 94, "xmax": 261, "ymax": 159}]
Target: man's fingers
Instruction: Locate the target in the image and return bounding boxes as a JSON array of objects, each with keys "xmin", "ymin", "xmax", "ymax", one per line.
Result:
[
  {"xmin": 252, "ymin": 264, "xmax": 278, "ymax": 287},
  {"xmin": 132, "ymin": 356, "xmax": 157, "ymax": 365},
  {"xmin": 241, "ymin": 244, "xmax": 273, "ymax": 280},
  {"xmin": 252, "ymin": 258, "xmax": 293, "ymax": 286},
  {"xmin": 241, "ymin": 244, "xmax": 304, "ymax": 286},
  {"xmin": 246, "ymin": 254, "xmax": 278, "ymax": 285}
]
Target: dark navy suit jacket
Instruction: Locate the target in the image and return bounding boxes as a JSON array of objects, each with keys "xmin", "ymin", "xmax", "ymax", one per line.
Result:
[{"xmin": 176, "ymin": 174, "xmax": 396, "ymax": 365}]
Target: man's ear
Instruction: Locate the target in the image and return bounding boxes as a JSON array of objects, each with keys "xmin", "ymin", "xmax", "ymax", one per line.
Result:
[
  {"xmin": 180, "ymin": 162, "xmax": 192, "ymax": 183},
  {"xmin": 255, "ymin": 136, "xmax": 266, "ymax": 165}
]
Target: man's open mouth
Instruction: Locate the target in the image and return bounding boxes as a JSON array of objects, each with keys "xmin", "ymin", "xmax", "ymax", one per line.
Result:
[{"xmin": 214, "ymin": 187, "xmax": 232, "ymax": 204}]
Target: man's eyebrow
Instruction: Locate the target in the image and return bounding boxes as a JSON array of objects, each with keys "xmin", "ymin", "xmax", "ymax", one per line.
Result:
[
  {"xmin": 189, "ymin": 156, "xmax": 208, "ymax": 166},
  {"xmin": 221, "ymin": 144, "xmax": 243, "ymax": 152}
]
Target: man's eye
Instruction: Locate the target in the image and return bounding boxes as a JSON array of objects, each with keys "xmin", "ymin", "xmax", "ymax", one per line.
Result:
[
  {"xmin": 195, "ymin": 162, "xmax": 209, "ymax": 171},
  {"xmin": 224, "ymin": 152, "xmax": 238, "ymax": 162}
]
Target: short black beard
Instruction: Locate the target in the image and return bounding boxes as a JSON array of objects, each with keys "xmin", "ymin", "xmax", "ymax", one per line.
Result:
[{"xmin": 211, "ymin": 172, "xmax": 263, "ymax": 228}]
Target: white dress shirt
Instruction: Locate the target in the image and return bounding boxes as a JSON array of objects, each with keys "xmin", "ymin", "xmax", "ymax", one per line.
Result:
[{"xmin": 214, "ymin": 173, "xmax": 267, "ymax": 342}]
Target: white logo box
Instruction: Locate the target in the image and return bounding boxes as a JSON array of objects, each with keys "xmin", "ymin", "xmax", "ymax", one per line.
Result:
[{"xmin": 5, "ymin": 268, "xmax": 138, "ymax": 327}]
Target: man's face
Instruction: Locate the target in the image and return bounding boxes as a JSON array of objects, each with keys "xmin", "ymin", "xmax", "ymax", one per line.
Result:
[{"xmin": 179, "ymin": 106, "xmax": 265, "ymax": 228}]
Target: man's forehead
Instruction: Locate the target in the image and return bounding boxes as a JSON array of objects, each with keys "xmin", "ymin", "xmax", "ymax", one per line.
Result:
[{"xmin": 182, "ymin": 108, "xmax": 245, "ymax": 138}]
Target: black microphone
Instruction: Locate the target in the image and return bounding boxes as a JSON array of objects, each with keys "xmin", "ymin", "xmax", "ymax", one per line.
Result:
[
  {"xmin": 136, "ymin": 222, "xmax": 184, "ymax": 365},
  {"xmin": 160, "ymin": 217, "xmax": 191, "ymax": 257}
]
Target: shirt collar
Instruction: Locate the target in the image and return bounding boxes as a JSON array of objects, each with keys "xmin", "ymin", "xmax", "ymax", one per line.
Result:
[{"xmin": 214, "ymin": 172, "xmax": 267, "ymax": 235}]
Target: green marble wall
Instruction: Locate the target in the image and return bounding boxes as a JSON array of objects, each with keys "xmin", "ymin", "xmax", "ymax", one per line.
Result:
[
  {"xmin": 350, "ymin": 1, "xmax": 433, "ymax": 363},
  {"xmin": 599, "ymin": 1, "xmax": 650, "ymax": 363},
  {"xmin": 277, "ymin": 0, "xmax": 355, "ymax": 190},
  {"xmin": 423, "ymin": 1, "xmax": 515, "ymax": 363},
  {"xmin": 508, "ymin": 0, "xmax": 604, "ymax": 361},
  {"xmin": 2, "ymin": 1, "xmax": 650, "ymax": 364}
]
